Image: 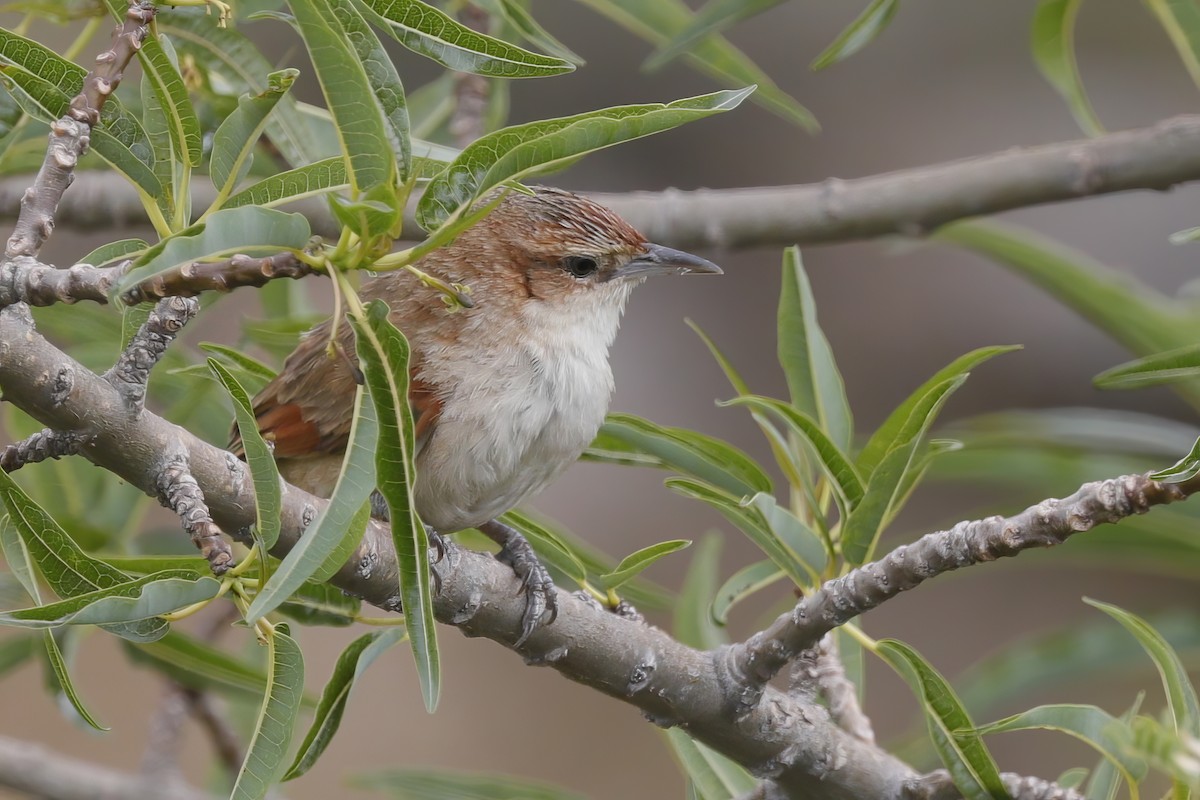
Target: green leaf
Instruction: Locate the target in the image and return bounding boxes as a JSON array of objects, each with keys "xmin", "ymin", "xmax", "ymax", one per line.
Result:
[
  {"xmin": 230, "ymin": 625, "xmax": 305, "ymax": 800},
  {"xmin": 720, "ymin": 395, "xmax": 864, "ymax": 510},
  {"xmin": 0, "ymin": 571, "xmax": 219, "ymax": 636},
  {"xmin": 1095, "ymin": 343, "xmax": 1200, "ymax": 390},
  {"xmin": 644, "ymin": 0, "xmax": 781, "ymax": 72},
  {"xmin": 663, "ymin": 728, "xmax": 757, "ymax": 800},
  {"xmin": 139, "ymin": 45, "xmax": 179, "ymax": 224},
  {"xmin": 225, "ymin": 157, "xmax": 350, "ymax": 209},
  {"xmin": 667, "ymin": 479, "xmax": 823, "ymax": 587},
  {"xmin": 574, "ymin": 0, "xmax": 814, "ymax": 128},
  {"xmin": 101, "ymin": 0, "xmax": 201, "ymax": 165},
  {"xmin": 587, "ymin": 412, "xmax": 771, "ymax": 498},
  {"xmin": 1128, "ymin": 715, "xmax": 1200, "ymax": 791},
  {"xmin": 44, "ymin": 630, "xmax": 106, "ymax": 731},
  {"xmin": 123, "ymin": 629, "xmax": 276, "ymax": 703},
  {"xmin": 353, "ymin": 768, "xmax": 585, "ymax": 799},
  {"xmin": 498, "ymin": 510, "xmax": 588, "ymax": 586},
  {"xmin": 810, "ymin": 0, "xmax": 899, "ymax": 70},
  {"xmin": 711, "ymin": 559, "xmax": 783, "ymax": 626},
  {"xmin": 1151, "ymin": 435, "xmax": 1200, "ymax": 483},
  {"xmin": 416, "ymin": 87, "xmax": 753, "ymax": 230},
  {"xmin": 278, "ymin": 581, "xmax": 363, "ymax": 627},
  {"xmin": 1087, "ymin": 695, "xmax": 1146, "ymax": 800},
  {"xmin": 675, "ymin": 534, "xmax": 725, "ymax": 650},
  {"xmin": 0, "ymin": 470, "xmax": 167, "ymax": 642},
  {"xmin": 289, "ymin": 0, "xmax": 396, "ymax": 195},
  {"xmin": 777, "ymin": 247, "xmax": 853, "ymax": 453},
  {"xmin": 1086, "ymin": 599, "xmax": 1200, "ymax": 736},
  {"xmin": 210, "ymin": 360, "xmax": 282, "ymax": 558},
  {"xmin": 876, "ymin": 639, "xmax": 1008, "ymax": 800},
  {"xmin": 117, "ymin": 207, "xmax": 311, "ymax": 296},
  {"xmin": 210, "ymin": 68, "xmax": 299, "ymax": 205},
  {"xmin": 200, "ymin": 343, "xmax": 278, "ymax": 382},
  {"xmin": 284, "ymin": 628, "xmax": 406, "ymax": 780},
  {"xmin": 977, "ymin": 704, "xmax": 1145, "ymax": 796},
  {"xmin": 1031, "ymin": 0, "xmax": 1103, "ymax": 135},
  {"xmin": 597, "ymin": 539, "xmax": 690, "ymax": 591},
  {"xmin": 246, "ymin": 387, "xmax": 376, "ymax": 620},
  {"xmin": 351, "ymin": 299, "xmax": 439, "ymax": 712},
  {"xmin": 350, "ymin": 0, "xmax": 573, "ymax": 77},
  {"xmin": 842, "ymin": 376, "xmax": 966, "ymax": 565},
  {"xmin": 743, "ymin": 492, "xmax": 828, "ymax": 576},
  {"xmin": 1057, "ymin": 768, "xmax": 1089, "ymax": 789},
  {"xmin": 0, "ymin": 633, "xmax": 36, "ymax": 679},
  {"xmin": 80, "ymin": 238, "xmax": 149, "ymax": 269},
  {"xmin": 1144, "ymin": 0, "xmax": 1200, "ymax": 91},
  {"xmin": 486, "ymin": 0, "xmax": 586, "ymax": 64}
]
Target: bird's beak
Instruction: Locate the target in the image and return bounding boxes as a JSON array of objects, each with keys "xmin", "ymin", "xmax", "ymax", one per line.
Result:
[{"xmin": 606, "ymin": 243, "xmax": 723, "ymax": 282}]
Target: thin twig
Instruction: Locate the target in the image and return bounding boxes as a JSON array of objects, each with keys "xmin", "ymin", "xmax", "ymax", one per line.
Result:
[
  {"xmin": 120, "ymin": 252, "xmax": 315, "ymax": 305},
  {"xmin": 0, "ymin": 429, "xmax": 92, "ymax": 472},
  {"xmin": 104, "ymin": 297, "xmax": 198, "ymax": 410}
]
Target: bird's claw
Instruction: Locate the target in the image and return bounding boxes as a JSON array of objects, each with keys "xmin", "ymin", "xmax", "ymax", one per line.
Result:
[{"xmin": 495, "ymin": 534, "xmax": 558, "ymax": 647}]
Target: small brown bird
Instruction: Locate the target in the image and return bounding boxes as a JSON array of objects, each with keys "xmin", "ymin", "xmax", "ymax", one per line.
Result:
[{"xmin": 240, "ymin": 187, "xmax": 721, "ymax": 643}]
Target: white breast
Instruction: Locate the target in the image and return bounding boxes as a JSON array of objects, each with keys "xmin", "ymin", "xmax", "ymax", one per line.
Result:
[{"xmin": 413, "ymin": 284, "xmax": 633, "ymax": 532}]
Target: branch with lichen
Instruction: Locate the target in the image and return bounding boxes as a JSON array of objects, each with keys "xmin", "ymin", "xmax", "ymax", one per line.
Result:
[
  {"xmin": 790, "ymin": 634, "xmax": 875, "ymax": 745},
  {"xmin": 0, "ymin": 428, "xmax": 92, "ymax": 472}
]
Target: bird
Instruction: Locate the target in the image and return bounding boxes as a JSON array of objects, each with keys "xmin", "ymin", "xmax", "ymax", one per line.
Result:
[{"xmin": 235, "ymin": 186, "xmax": 722, "ymax": 644}]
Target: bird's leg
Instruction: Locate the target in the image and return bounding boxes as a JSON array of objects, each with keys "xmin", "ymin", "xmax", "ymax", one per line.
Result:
[
  {"xmin": 478, "ymin": 519, "xmax": 558, "ymax": 646},
  {"xmin": 368, "ymin": 490, "xmax": 447, "ymax": 593}
]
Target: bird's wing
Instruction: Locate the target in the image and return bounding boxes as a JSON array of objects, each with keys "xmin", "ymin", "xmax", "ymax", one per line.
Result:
[{"xmin": 229, "ymin": 317, "xmax": 442, "ymax": 460}]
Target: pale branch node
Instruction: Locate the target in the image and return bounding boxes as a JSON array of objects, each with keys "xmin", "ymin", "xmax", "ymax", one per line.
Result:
[
  {"xmin": 904, "ymin": 770, "xmax": 1085, "ymax": 800},
  {"xmin": 10, "ymin": 115, "xmax": 1200, "ymax": 251},
  {"xmin": 104, "ymin": 296, "xmax": 198, "ymax": 410},
  {"xmin": 3, "ymin": 1, "xmax": 154, "ymax": 261},
  {"xmin": 0, "ymin": 256, "xmax": 127, "ymax": 308},
  {"xmin": 0, "ymin": 735, "xmax": 217, "ymax": 800},
  {"xmin": 156, "ymin": 452, "xmax": 233, "ymax": 574},
  {"xmin": 729, "ymin": 473, "xmax": 1192, "ymax": 694},
  {"xmin": 0, "ymin": 428, "xmax": 92, "ymax": 472},
  {"xmin": 120, "ymin": 252, "xmax": 316, "ymax": 305},
  {"xmin": 790, "ymin": 634, "xmax": 875, "ymax": 745},
  {"xmin": 0, "ymin": 301, "xmax": 1158, "ymax": 800}
]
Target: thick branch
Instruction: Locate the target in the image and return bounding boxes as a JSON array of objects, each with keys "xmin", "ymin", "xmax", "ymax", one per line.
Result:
[
  {"xmin": 731, "ymin": 474, "xmax": 1193, "ymax": 691},
  {"xmin": 0, "ymin": 257, "xmax": 126, "ymax": 307},
  {"xmin": 119, "ymin": 252, "xmax": 315, "ymax": 305},
  {"xmin": 11, "ymin": 116, "xmax": 1200, "ymax": 252},
  {"xmin": 905, "ymin": 770, "xmax": 1084, "ymax": 800}
]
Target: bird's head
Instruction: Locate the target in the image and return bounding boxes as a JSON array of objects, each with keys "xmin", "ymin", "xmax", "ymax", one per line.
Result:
[{"xmin": 423, "ymin": 186, "xmax": 721, "ymax": 306}]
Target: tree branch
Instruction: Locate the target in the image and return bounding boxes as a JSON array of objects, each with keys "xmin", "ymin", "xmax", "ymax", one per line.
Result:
[
  {"xmin": 7, "ymin": 115, "xmax": 1200, "ymax": 253},
  {"xmin": 790, "ymin": 634, "xmax": 875, "ymax": 745}
]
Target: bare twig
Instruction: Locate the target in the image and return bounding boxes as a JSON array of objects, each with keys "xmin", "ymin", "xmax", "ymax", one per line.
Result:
[
  {"xmin": 729, "ymin": 474, "xmax": 1190, "ymax": 698},
  {"xmin": 790, "ymin": 634, "xmax": 874, "ymax": 744},
  {"xmin": 4, "ymin": 1, "xmax": 154, "ymax": 260},
  {"xmin": 0, "ymin": 256, "xmax": 126, "ymax": 308},
  {"xmin": 11, "ymin": 116, "xmax": 1200, "ymax": 252},
  {"xmin": 0, "ymin": 429, "xmax": 92, "ymax": 472},
  {"xmin": 120, "ymin": 252, "xmax": 315, "ymax": 305},
  {"xmin": 104, "ymin": 297, "xmax": 198, "ymax": 410}
]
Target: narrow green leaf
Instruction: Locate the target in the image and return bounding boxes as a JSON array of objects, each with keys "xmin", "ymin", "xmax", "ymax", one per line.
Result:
[
  {"xmin": 876, "ymin": 639, "xmax": 1008, "ymax": 799},
  {"xmin": 351, "ymin": 0, "xmax": 573, "ymax": 77},
  {"xmin": 199, "ymin": 344, "xmax": 278, "ymax": 382},
  {"xmin": 284, "ymin": 628, "xmax": 406, "ymax": 780},
  {"xmin": 721, "ymin": 395, "xmax": 865, "ymax": 510},
  {"xmin": 597, "ymin": 539, "xmax": 690, "ymax": 591},
  {"xmin": 123, "ymin": 629, "xmax": 275, "ymax": 702},
  {"xmin": 44, "ymin": 630, "xmax": 107, "ymax": 731},
  {"xmin": 1144, "ymin": 0, "xmax": 1200, "ymax": 91},
  {"xmin": 498, "ymin": 510, "xmax": 588, "ymax": 585},
  {"xmin": 352, "ymin": 300, "xmax": 439, "ymax": 712},
  {"xmin": 573, "ymin": 0, "xmax": 815, "ymax": 129},
  {"xmin": 0, "ymin": 470, "xmax": 166, "ymax": 642},
  {"xmin": 225, "ymin": 157, "xmax": 350, "ymax": 209},
  {"xmin": 416, "ymin": 87, "xmax": 753, "ymax": 230},
  {"xmin": 278, "ymin": 581, "xmax": 363, "ymax": 627},
  {"xmin": 139, "ymin": 44, "xmax": 178, "ymax": 223},
  {"xmin": 858, "ymin": 345, "xmax": 1020, "ymax": 476},
  {"xmin": 1086, "ymin": 599, "xmax": 1200, "ymax": 736},
  {"xmin": 246, "ymin": 387, "xmax": 376, "ymax": 620},
  {"xmin": 663, "ymin": 728, "xmax": 757, "ymax": 800},
  {"xmin": 0, "ymin": 513, "xmax": 40, "ymax": 601},
  {"xmin": 1087, "ymin": 694, "xmax": 1146, "ymax": 800},
  {"xmin": 1170, "ymin": 226, "xmax": 1200, "ymax": 244},
  {"xmin": 1057, "ymin": 768, "xmax": 1089, "ymax": 789},
  {"xmin": 1128, "ymin": 715, "xmax": 1200, "ymax": 791},
  {"xmin": 777, "ymin": 247, "xmax": 853, "ymax": 453},
  {"xmin": 353, "ymin": 768, "xmax": 585, "ymax": 799},
  {"xmin": 211, "ymin": 359, "xmax": 281, "ymax": 562},
  {"xmin": 0, "ymin": 633, "xmax": 36, "ymax": 679},
  {"xmin": 644, "ymin": 0, "xmax": 781, "ymax": 72},
  {"xmin": 80, "ymin": 238, "xmax": 149, "ymax": 269},
  {"xmin": 811, "ymin": 0, "xmax": 899, "ymax": 70},
  {"xmin": 230, "ymin": 625, "xmax": 305, "ymax": 800},
  {"xmin": 675, "ymin": 534, "xmax": 725, "ymax": 650},
  {"xmin": 210, "ymin": 69, "xmax": 298, "ymax": 204},
  {"xmin": 0, "ymin": 571, "xmax": 219, "ymax": 635},
  {"xmin": 977, "ymin": 704, "xmax": 1145, "ymax": 796},
  {"xmin": 288, "ymin": 0, "xmax": 396, "ymax": 194},
  {"xmin": 101, "ymin": 0, "xmax": 201, "ymax": 165},
  {"xmin": 488, "ymin": 0, "xmax": 586, "ymax": 64},
  {"xmin": 117, "ymin": 207, "xmax": 311, "ymax": 296},
  {"xmin": 590, "ymin": 412, "xmax": 772, "ymax": 497},
  {"xmin": 1031, "ymin": 0, "xmax": 1103, "ymax": 135},
  {"xmin": 1150, "ymin": 435, "xmax": 1200, "ymax": 483},
  {"xmin": 842, "ymin": 377, "xmax": 966, "ymax": 565},
  {"xmin": 711, "ymin": 559, "xmax": 783, "ymax": 626},
  {"xmin": 1095, "ymin": 343, "xmax": 1200, "ymax": 390},
  {"xmin": 743, "ymin": 493, "xmax": 828, "ymax": 576}
]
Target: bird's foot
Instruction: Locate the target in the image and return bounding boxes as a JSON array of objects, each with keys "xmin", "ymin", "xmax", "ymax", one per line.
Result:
[
  {"xmin": 427, "ymin": 526, "xmax": 448, "ymax": 595},
  {"xmin": 479, "ymin": 519, "xmax": 558, "ymax": 646}
]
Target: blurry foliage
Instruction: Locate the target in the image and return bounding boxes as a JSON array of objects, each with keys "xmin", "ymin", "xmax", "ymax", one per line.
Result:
[{"xmin": 0, "ymin": 1, "xmax": 1198, "ymax": 799}]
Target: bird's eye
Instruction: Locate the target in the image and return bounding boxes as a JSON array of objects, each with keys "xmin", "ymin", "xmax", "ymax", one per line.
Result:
[{"xmin": 562, "ymin": 255, "xmax": 599, "ymax": 278}]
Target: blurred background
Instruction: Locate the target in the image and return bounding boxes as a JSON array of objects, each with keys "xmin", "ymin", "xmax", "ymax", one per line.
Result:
[{"xmin": 3, "ymin": 0, "xmax": 1200, "ymax": 796}]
